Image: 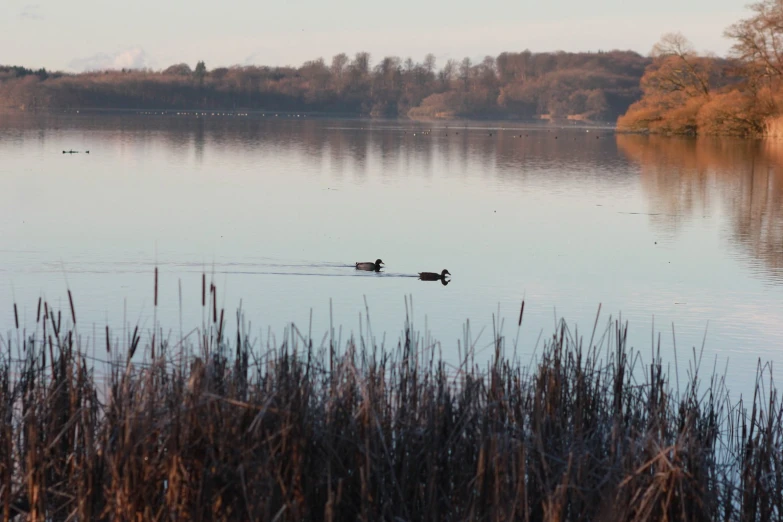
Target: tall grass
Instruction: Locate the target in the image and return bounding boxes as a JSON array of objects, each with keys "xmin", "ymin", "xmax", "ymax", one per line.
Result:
[
  {"xmin": 765, "ymin": 115, "xmax": 783, "ymax": 138},
  {"xmin": 1, "ymin": 276, "xmax": 782, "ymax": 521}
]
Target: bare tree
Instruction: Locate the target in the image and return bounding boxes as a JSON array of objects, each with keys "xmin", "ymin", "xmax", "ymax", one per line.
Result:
[
  {"xmin": 424, "ymin": 53, "xmax": 437, "ymax": 73},
  {"xmin": 351, "ymin": 52, "xmax": 371, "ymax": 75},
  {"xmin": 649, "ymin": 33, "xmax": 711, "ymax": 97},
  {"xmin": 459, "ymin": 57, "xmax": 472, "ymax": 89},
  {"xmin": 439, "ymin": 59, "xmax": 457, "ymax": 88},
  {"xmin": 375, "ymin": 56, "xmax": 401, "ymax": 90},
  {"xmin": 725, "ymin": 0, "xmax": 783, "ymax": 78},
  {"xmin": 478, "ymin": 56, "xmax": 498, "ymax": 90},
  {"xmin": 331, "ymin": 53, "xmax": 349, "ymax": 78},
  {"xmin": 651, "ymin": 32, "xmax": 696, "ymax": 58}
]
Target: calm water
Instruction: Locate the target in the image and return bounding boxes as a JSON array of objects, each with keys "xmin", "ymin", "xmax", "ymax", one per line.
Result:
[{"xmin": 2, "ymin": 111, "xmax": 782, "ymax": 396}]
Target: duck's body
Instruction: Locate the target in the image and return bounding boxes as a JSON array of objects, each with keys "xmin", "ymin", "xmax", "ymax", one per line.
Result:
[
  {"xmin": 419, "ymin": 269, "xmax": 451, "ymax": 281},
  {"xmin": 356, "ymin": 259, "xmax": 384, "ymax": 271}
]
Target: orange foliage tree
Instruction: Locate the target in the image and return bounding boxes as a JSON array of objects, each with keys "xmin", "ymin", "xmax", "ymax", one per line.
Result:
[
  {"xmin": 620, "ymin": 3, "xmax": 783, "ymax": 136},
  {"xmin": 617, "ymin": 33, "xmax": 736, "ymax": 134}
]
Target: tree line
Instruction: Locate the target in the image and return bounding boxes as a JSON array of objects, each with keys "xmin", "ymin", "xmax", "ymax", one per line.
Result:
[{"xmin": 0, "ymin": 50, "xmax": 648, "ymax": 122}]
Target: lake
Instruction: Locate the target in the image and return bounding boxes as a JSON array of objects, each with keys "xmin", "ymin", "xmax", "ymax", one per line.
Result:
[{"xmin": 2, "ymin": 110, "xmax": 782, "ymax": 398}]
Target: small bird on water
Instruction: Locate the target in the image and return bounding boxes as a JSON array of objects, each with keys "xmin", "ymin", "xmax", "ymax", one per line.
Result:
[
  {"xmin": 356, "ymin": 259, "xmax": 384, "ymax": 271},
  {"xmin": 419, "ymin": 269, "xmax": 451, "ymax": 281}
]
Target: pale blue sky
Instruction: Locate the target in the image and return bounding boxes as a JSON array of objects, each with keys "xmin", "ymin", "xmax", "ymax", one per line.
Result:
[{"xmin": 2, "ymin": 0, "xmax": 748, "ymax": 72}]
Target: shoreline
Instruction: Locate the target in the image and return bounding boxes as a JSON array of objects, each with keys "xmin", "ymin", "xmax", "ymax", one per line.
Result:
[{"xmin": 0, "ymin": 106, "xmax": 617, "ymax": 128}]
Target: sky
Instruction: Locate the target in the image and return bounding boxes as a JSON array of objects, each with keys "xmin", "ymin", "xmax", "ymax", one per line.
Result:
[{"xmin": 1, "ymin": 0, "xmax": 749, "ymax": 72}]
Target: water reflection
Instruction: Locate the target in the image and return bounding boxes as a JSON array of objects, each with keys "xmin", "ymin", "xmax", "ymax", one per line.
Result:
[
  {"xmin": 2, "ymin": 111, "xmax": 781, "ymax": 283},
  {"xmin": 617, "ymin": 135, "xmax": 783, "ymax": 280},
  {"xmin": 0, "ymin": 111, "xmax": 619, "ymax": 178}
]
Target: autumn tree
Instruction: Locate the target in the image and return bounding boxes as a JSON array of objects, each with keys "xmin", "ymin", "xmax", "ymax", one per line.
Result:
[
  {"xmin": 618, "ymin": 33, "xmax": 723, "ymax": 134},
  {"xmin": 347, "ymin": 52, "xmax": 370, "ymax": 89},
  {"xmin": 648, "ymin": 32, "xmax": 712, "ymax": 98},
  {"xmin": 725, "ymin": 0, "xmax": 783, "ymax": 117},
  {"xmin": 586, "ymin": 90, "xmax": 609, "ymax": 117},
  {"xmin": 300, "ymin": 58, "xmax": 331, "ymax": 101}
]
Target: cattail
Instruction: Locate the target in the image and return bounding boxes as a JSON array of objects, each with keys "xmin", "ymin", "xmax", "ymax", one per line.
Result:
[
  {"xmin": 518, "ymin": 300, "xmax": 525, "ymax": 327},
  {"xmin": 68, "ymin": 289, "xmax": 76, "ymax": 324},
  {"xmin": 212, "ymin": 284, "xmax": 217, "ymax": 323},
  {"xmin": 217, "ymin": 309, "xmax": 225, "ymax": 345},
  {"xmin": 129, "ymin": 325, "xmax": 139, "ymax": 360}
]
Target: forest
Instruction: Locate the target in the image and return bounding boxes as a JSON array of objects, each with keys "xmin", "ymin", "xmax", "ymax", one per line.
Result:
[
  {"xmin": 0, "ymin": 50, "xmax": 648, "ymax": 122},
  {"xmin": 618, "ymin": 0, "xmax": 783, "ymax": 136},
  {"xmin": 8, "ymin": 1, "xmax": 783, "ymax": 133}
]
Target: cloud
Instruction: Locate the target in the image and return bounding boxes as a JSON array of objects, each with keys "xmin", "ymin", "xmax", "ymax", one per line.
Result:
[
  {"xmin": 68, "ymin": 47, "xmax": 156, "ymax": 72},
  {"xmin": 19, "ymin": 4, "xmax": 44, "ymax": 20}
]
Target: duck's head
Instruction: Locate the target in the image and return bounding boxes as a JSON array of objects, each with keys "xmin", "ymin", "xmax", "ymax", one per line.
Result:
[
  {"xmin": 441, "ymin": 269, "xmax": 451, "ymax": 277},
  {"xmin": 375, "ymin": 259, "xmax": 384, "ymax": 266}
]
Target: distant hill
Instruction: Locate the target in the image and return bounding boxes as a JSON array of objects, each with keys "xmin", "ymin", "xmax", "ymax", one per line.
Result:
[{"xmin": 0, "ymin": 51, "xmax": 650, "ymax": 122}]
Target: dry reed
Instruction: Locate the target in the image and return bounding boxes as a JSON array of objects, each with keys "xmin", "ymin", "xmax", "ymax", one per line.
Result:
[{"xmin": 1, "ymin": 275, "xmax": 781, "ymax": 521}]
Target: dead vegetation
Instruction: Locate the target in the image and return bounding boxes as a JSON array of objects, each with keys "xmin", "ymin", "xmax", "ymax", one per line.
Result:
[{"xmin": 1, "ymin": 277, "xmax": 781, "ymax": 521}]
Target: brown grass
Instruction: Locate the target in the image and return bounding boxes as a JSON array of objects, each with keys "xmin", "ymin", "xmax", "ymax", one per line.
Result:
[
  {"xmin": 764, "ymin": 115, "xmax": 783, "ymax": 138},
  {"xmin": 1, "ymin": 276, "xmax": 781, "ymax": 521}
]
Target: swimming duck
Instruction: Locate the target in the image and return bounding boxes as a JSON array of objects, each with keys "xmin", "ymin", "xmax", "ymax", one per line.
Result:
[
  {"xmin": 418, "ymin": 269, "xmax": 450, "ymax": 281},
  {"xmin": 356, "ymin": 259, "xmax": 384, "ymax": 271}
]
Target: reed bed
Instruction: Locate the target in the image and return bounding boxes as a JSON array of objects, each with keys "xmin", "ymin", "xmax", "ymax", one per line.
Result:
[{"xmin": 1, "ymin": 276, "xmax": 782, "ymax": 521}]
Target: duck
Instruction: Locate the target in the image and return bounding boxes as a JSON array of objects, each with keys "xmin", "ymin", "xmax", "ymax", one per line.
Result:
[
  {"xmin": 418, "ymin": 269, "xmax": 451, "ymax": 281},
  {"xmin": 356, "ymin": 259, "xmax": 384, "ymax": 271}
]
